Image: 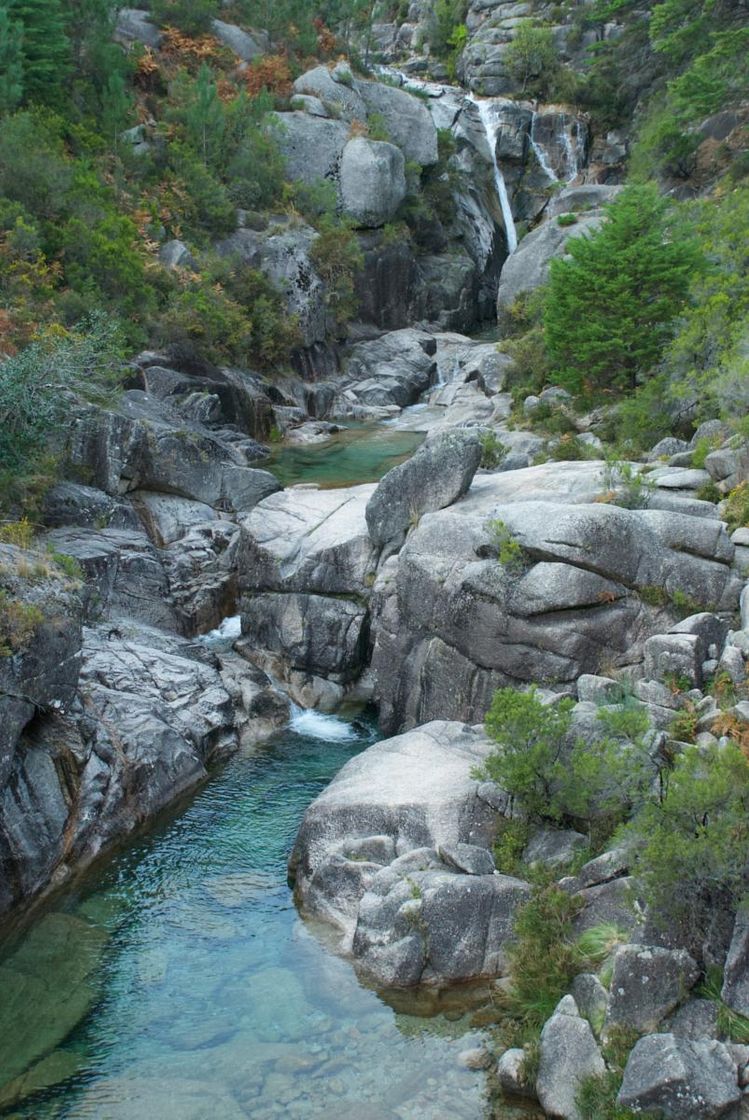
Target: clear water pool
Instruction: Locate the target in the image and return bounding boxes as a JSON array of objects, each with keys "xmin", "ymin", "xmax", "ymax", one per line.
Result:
[
  {"xmin": 266, "ymin": 424, "xmax": 424, "ymax": 489},
  {"xmin": 0, "ymin": 711, "xmax": 537, "ymax": 1120}
]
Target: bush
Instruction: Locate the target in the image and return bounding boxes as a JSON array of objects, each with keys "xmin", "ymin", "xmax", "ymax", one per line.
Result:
[
  {"xmin": 0, "ymin": 313, "xmax": 124, "ymax": 486},
  {"xmin": 504, "ymin": 22, "xmax": 559, "ymax": 99},
  {"xmin": 623, "ymin": 742, "xmax": 749, "ymax": 950},
  {"xmin": 309, "ymin": 220, "xmax": 364, "ymax": 332},
  {"xmin": 0, "ymin": 591, "xmax": 44, "ymax": 656},
  {"xmin": 479, "ymin": 430, "xmax": 507, "ymax": 468},
  {"xmin": 486, "ymin": 518, "xmax": 526, "ymax": 572},
  {"xmin": 151, "ymin": 0, "xmax": 220, "ymax": 36}
]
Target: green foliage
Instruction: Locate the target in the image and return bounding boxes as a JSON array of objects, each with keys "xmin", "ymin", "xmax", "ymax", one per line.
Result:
[
  {"xmin": 557, "ymin": 212, "xmax": 578, "ymax": 227},
  {"xmin": 601, "ymin": 458, "xmax": 655, "ymax": 509},
  {"xmin": 0, "ymin": 7, "xmax": 24, "ymax": 111},
  {"xmin": 492, "ymin": 818, "xmax": 530, "ymax": 876},
  {"xmin": 504, "ymin": 22, "xmax": 559, "ymax": 98},
  {"xmin": 721, "ymin": 482, "xmax": 749, "ymax": 534},
  {"xmin": 0, "ymin": 313, "xmax": 124, "ymax": 486},
  {"xmin": 624, "ymin": 742, "xmax": 749, "ymax": 946},
  {"xmin": 428, "ymin": 0, "xmax": 467, "ymax": 59},
  {"xmin": 502, "ymin": 884, "xmax": 585, "ymax": 1027},
  {"xmin": 669, "ymin": 700, "xmax": 699, "ymax": 744},
  {"xmin": 9, "ymin": 0, "xmax": 70, "ymax": 105},
  {"xmin": 151, "ymin": 0, "xmax": 220, "ymax": 35},
  {"xmin": 486, "ymin": 519, "xmax": 526, "ymax": 572},
  {"xmin": 309, "ymin": 219, "xmax": 364, "ymax": 332},
  {"xmin": 0, "ymin": 591, "xmax": 44, "ymax": 656},
  {"xmin": 478, "ymin": 687, "xmax": 575, "ymax": 819},
  {"xmin": 699, "ymin": 964, "xmax": 749, "ymax": 1044},
  {"xmin": 544, "ymin": 185, "xmax": 702, "ymax": 397},
  {"xmin": 47, "ymin": 550, "xmax": 83, "ymax": 581},
  {"xmin": 576, "ymin": 1071, "xmax": 639, "ymax": 1120},
  {"xmin": 479, "ymin": 430, "xmax": 507, "ymax": 468},
  {"xmin": 479, "ymin": 687, "xmax": 659, "ymax": 842}
]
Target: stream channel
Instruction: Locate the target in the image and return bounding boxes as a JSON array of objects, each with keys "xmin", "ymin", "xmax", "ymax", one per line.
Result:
[{"xmin": 0, "ymin": 409, "xmax": 542, "ymax": 1120}]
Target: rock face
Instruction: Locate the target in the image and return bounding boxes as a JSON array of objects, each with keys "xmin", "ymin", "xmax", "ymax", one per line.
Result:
[
  {"xmin": 365, "ymin": 428, "xmax": 482, "ymax": 550},
  {"xmin": 289, "ymin": 720, "xmax": 525, "ymax": 986},
  {"xmin": 722, "ymin": 909, "xmax": 749, "ymax": 1016},
  {"xmin": 617, "ymin": 1034, "xmax": 741, "ymax": 1119},
  {"xmin": 370, "ymin": 461, "xmax": 740, "ymax": 732}
]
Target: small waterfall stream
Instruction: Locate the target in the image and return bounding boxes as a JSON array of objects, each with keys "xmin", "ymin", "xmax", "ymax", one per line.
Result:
[{"xmin": 468, "ymin": 95, "xmax": 518, "ymax": 254}]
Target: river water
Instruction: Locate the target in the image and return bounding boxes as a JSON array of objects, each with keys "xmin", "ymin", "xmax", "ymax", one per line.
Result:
[{"xmin": 0, "ymin": 708, "xmax": 533, "ymax": 1120}]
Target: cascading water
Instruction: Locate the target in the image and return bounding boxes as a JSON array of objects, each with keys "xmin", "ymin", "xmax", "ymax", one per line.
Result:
[
  {"xmin": 529, "ymin": 111, "xmax": 583, "ymax": 183},
  {"xmin": 468, "ymin": 95, "xmax": 518, "ymax": 254}
]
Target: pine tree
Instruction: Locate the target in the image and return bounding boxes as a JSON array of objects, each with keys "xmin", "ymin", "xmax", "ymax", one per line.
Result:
[
  {"xmin": 0, "ymin": 6, "xmax": 24, "ymax": 110},
  {"xmin": 543, "ymin": 184, "xmax": 702, "ymax": 397},
  {"xmin": 9, "ymin": 0, "xmax": 70, "ymax": 104}
]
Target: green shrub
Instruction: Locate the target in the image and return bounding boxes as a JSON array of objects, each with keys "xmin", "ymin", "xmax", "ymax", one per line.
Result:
[
  {"xmin": 722, "ymin": 482, "xmax": 749, "ymax": 534},
  {"xmin": 557, "ymin": 212, "xmax": 578, "ymax": 227},
  {"xmin": 504, "ymin": 21, "xmax": 559, "ymax": 99},
  {"xmin": 47, "ymin": 549, "xmax": 83, "ymax": 581},
  {"xmin": 487, "ymin": 518, "xmax": 526, "ymax": 572},
  {"xmin": 0, "ymin": 591, "xmax": 44, "ymax": 656},
  {"xmin": 0, "ymin": 314, "xmax": 124, "ymax": 494},
  {"xmin": 601, "ymin": 458, "xmax": 655, "ymax": 509},
  {"xmin": 479, "ymin": 430, "xmax": 507, "ymax": 468},
  {"xmin": 151, "ymin": 0, "xmax": 220, "ymax": 35},
  {"xmin": 699, "ymin": 965, "xmax": 749, "ymax": 1044},
  {"xmin": 623, "ymin": 742, "xmax": 749, "ymax": 949},
  {"xmin": 576, "ymin": 1071, "xmax": 639, "ymax": 1120},
  {"xmin": 493, "ymin": 818, "xmax": 530, "ymax": 876},
  {"xmin": 309, "ymin": 220, "xmax": 364, "ymax": 332}
]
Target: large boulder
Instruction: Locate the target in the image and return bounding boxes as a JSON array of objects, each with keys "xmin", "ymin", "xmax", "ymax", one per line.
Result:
[
  {"xmin": 114, "ymin": 7, "xmax": 161, "ymax": 48},
  {"xmin": 369, "ymin": 462, "xmax": 740, "ymax": 732},
  {"xmin": 292, "ymin": 64, "xmax": 367, "ymax": 123},
  {"xmin": 68, "ymin": 394, "xmax": 275, "ymax": 511},
  {"xmin": 604, "ymin": 945, "xmax": 699, "ymax": 1034},
  {"xmin": 617, "ymin": 1034, "xmax": 741, "ymax": 1119},
  {"xmin": 289, "ymin": 721, "xmax": 503, "ymax": 946},
  {"xmin": 211, "ymin": 19, "xmax": 266, "ymax": 60},
  {"xmin": 365, "ymin": 428, "xmax": 482, "ymax": 550},
  {"xmin": 238, "ymin": 483, "xmax": 377, "ymax": 596},
  {"xmin": 333, "ymin": 327, "xmax": 437, "ymax": 417},
  {"xmin": 340, "ymin": 137, "xmax": 407, "ymax": 228},
  {"xmin": 352, "ymin": 859, "xmax": 529, "ymax": 988},
  {"xmin": 356, "ymin": 78, "xmax": 439, "ymax": 165},
  {"xmin": 272, "ymin": 111, "xmax": 349, "ymax": 187},
  {"xmin": 536, "ymin": 996, "xmax": 606, "ymax": 1120},
  {"xmin": 241, "ymin": 591, "xmax": 368, "ymax": 681}
]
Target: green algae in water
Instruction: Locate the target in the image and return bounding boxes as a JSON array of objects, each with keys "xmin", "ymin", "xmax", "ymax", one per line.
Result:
[
  {"xmin": 266, "ymin": 423, "xmax": 424, "ymax": 489},
  {"xmin": 0, "ymin": 710, "xmax": 513, "ymax": 1120}
]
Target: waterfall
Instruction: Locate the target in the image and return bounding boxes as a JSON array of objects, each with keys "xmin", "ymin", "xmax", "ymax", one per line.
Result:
[
  {"xmin": 468, "ymin": 95, "xmax": 518, "ymax": 254},
  {"xmin": 529, "ymin": 111, "xmax": 582, "ymax": 183},
  {"xmin": 529, "ymin": 113, "xmax": 558, "ymax": 182}
]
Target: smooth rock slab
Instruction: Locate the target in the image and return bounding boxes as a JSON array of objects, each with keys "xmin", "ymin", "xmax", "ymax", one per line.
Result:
[
  {"xmin": 722, "ymin": 908, "xmax": 749, "ymax": 1016},
  {"xmin": 617, "ymin": 1034, "xmax": 741, "ymax": 1119}
]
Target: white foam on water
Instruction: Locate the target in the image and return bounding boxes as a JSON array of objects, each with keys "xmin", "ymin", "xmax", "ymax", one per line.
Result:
[
  {"xmin": 289, "ymin": 705, "xmax": 360, "ymax": 742},
  {"xmin": 201, "ymin": 615, "xmax": 242, "ymax": 645}
]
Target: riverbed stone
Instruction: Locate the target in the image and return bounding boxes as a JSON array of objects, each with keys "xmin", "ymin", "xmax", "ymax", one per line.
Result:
[
  {"xmin": 0, "ymin": 913, "xmax": 107, "ymax": 1093},
  {"xmin": 238, "ymin": 483, "xmax": 377, "ymax": 596}
]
